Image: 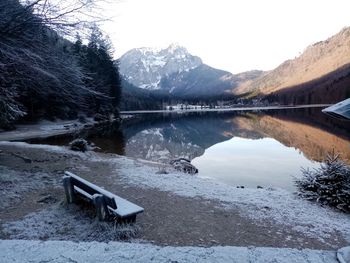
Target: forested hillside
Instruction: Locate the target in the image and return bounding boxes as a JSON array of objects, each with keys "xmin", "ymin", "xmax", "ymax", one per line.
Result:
[
  {"xmin": 0, "ymin": 0, "xmax": 121, "ymax": 129},
  {"xmin": 236, "ymin": 27, "xmax": 350, "ymax": 104}
]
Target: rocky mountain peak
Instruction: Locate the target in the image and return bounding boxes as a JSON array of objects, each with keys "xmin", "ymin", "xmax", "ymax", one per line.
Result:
[{"xmin": 119, "ymin": 44, "xmax": 202, "ymax": 90}]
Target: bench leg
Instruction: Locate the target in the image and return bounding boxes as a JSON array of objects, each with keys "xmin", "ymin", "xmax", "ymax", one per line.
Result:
[
  {"xmin": 94, "ymin": 194, "xmax": 109, "ymax": 221},
  {"xmin": 63, "ymin": 177, "xmax": 76, "ymax": 204},
  {"xmin": 129, "ymin": 215, "xmax": 136, "ymax": 223}
]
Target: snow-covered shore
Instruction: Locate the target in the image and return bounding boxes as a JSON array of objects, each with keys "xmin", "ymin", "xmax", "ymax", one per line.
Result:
[
  {"xmin": 0, "ymin": 119, "xmax": 92, "ymax": 141},
  {"xmin": 116, "ymin": 156, "xmax": 350, "ymax": 245},
  {"xmin": 0, "ymin": 239, "xmax": 338, "ymax": 263}
]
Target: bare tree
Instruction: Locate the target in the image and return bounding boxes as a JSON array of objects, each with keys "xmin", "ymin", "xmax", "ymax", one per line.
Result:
[{"xmin": 1, "ymin": 0, "xmax": 107, "ymax": 36}]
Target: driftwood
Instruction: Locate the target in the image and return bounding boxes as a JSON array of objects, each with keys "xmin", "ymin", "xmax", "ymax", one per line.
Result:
[
  {"xmin": 170, "ymin": 158, "xmax": 198, "ymax": 174},
  {"xmin": 8, "ymin": 152, "xmax": 32, "ymax": 163}
]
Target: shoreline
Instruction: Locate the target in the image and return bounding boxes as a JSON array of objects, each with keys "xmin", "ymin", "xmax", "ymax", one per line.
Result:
[
  {"xmin": 0, "ymin": 118, "xmax": 119, "ymax": 142},
  {"xmin": 0, "ymin": 104, "xmax": 330, "ymax": 142},
  {"xmin": 120, "ymin": 104, "xmax": 331, "ymax": 114}
]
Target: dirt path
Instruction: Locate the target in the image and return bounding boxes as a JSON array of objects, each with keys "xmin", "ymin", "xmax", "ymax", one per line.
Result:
[{"xmin": 0, "ymin": 143, "xmax": 347, "ymax": 249}]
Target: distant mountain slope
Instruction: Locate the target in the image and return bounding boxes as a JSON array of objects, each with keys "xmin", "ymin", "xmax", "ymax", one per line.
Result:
[
  {"xmin": 236, "ymin": 27, "xmax": 350, "ymax": 102},
  {"xmin": 161, "ymin": 66, "xmax": 263, "ymax": 98},
  {"xmin": 160, "ymin": 64, "xmax": 233, "ymax": 97}
]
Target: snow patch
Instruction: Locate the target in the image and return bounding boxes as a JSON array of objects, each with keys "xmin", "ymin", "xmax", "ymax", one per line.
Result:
[{"xmin": 0, "ymin": 239, "xmax": 338, "ymax": 263}]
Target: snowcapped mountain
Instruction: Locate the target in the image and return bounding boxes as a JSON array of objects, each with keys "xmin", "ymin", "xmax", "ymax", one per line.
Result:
[
  {"xmin": 119, "ymin": 44, "xmax": 264, "ymax": 99},
  {"xmin": 119, "ymin": 44, "xmax": 202, "ymax": 90}
]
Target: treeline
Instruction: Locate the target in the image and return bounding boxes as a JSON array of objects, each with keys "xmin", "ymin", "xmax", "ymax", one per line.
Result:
[
  {"xmin": 120, "ymin": 79, "xmax": 241, "ymax": 111},
  {"xmin": 120, "ymin": 79, "xmax": 163, "ymax": 110},
  {"xmin": 0, "ymin": 0, "xmax": 121, "ymax": 129}
]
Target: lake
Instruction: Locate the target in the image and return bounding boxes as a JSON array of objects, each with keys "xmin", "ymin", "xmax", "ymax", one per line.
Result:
[{"xmin": 31, "ymin": 107, "xmax": 350, "ymax": 191}]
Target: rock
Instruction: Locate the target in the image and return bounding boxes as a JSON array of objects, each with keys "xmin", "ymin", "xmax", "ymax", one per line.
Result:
[
  {"xmin": 257, "ymin": 185, "xmax": 263, "ymax": 189},
  {"xmin": 156, "ymin": 169, "xmax": 168, "ymax": 175},
  {"xmin": 37, "ymin": 195, "xmax": 57, "ymax": 204},
  {"xmin": 93, "ymin": 113, "xmax": 109, "ymax": 122},
  {"xmin": 170, "ymin": 158, "xmax": 198, "ymax": 174},
  {"xmin": 78, "ymin": 115, "xmax": 87, "ymax": 123},
  {"xmin": 69, "ymin": 138, "xmax": 89, "ymax": 152},
  {"xmin": 69, "ymin": 138, "xmax": 100, "ymax": 152}
]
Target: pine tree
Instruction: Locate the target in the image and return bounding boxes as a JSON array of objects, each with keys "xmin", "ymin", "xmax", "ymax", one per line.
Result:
[
  {"xmin": 73, "ymin": 27, "xmax": 121, "ymax": 118},
  {"xmin": 296, "ymin": 151, "xmax": 350, "ymax": 212}
]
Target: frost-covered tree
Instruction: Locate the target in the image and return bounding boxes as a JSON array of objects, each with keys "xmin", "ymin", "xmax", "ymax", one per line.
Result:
[
  {"xmin": 296, "ymin": 152, "xmax": 350, "ymax": 213},
  {"xmin": 0, "ymin": 0, "xmax": 121, "ymax": 128},
  {"xmin": 0, "ymin": 87, "xmax": 26, "ymax": 130},
  {"xmin": 3, "ymin": 0, "xmax": 105, "ymax": 36}
]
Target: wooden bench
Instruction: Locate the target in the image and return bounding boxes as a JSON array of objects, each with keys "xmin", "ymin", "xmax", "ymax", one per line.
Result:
[{"xmin": 63, "ymin": 171, "xmax": 144, "ymax": 222}]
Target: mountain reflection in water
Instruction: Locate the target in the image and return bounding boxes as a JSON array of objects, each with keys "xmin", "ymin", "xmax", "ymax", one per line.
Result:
[
  {"xmin": 120, "ymin": 108, "xmax": 349, "ymax": 190},
  {"xmin": 122, "ymin": 108, "xmax": 349, "ymax": 164}
]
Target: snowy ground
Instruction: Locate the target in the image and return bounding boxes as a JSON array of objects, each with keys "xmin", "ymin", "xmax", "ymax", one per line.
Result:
[
  {"xmin": 116, "ymin": 157, "xmax": 350, "ymax": 245},
  {"xmin": 0, "ymin": 239, "xmax": 339, "ymax": 263}
]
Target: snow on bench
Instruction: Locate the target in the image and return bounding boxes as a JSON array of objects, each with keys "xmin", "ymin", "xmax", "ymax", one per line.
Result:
[{"xmin": 63, "ymin": 171, "xmax": 144, "ymax": 222}]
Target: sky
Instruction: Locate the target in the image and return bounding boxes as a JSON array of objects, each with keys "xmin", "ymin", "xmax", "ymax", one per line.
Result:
[{"xmin": 101, "ymin": 0, "xmax": 350, "ymax": 73}]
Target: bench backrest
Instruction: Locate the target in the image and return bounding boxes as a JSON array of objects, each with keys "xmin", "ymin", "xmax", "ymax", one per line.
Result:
[{"xmin": 64, "ymin": 171, "xmax": 117, "ymax": 210}]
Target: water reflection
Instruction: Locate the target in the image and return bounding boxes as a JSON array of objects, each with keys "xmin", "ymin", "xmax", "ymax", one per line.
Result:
[
  {"xmin": 30, "ymin": 107, "xmax": 350, "ymax": 190},
  {"xmin": 122, "ymin": 109, "xmax": 350, "ymax": 165},
  {"xmin": 119, "ymin": 108, "xmax": 349, "ymax": 190},
  {"xmin": 192, "ymin": 137, "xmax": 320, "ymax": 191}
]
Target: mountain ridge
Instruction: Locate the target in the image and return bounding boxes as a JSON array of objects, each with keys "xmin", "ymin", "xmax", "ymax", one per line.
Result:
[{"xmin": 119, "ymin": 27, "xmax": 350, "ymax": 104}]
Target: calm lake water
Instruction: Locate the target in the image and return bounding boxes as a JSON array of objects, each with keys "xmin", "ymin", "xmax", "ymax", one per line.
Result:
[{"xmin": 31, "ymin": 107, "xmax": 350, "ymax": 191}]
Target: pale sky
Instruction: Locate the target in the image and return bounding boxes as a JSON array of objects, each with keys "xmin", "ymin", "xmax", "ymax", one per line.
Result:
[{"xmin": 101, "ymin": 0, "xmax": 350, "ymax": 73}]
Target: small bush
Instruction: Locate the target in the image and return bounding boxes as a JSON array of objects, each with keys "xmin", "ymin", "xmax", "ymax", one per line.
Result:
[{"xmin": 296, "ymin": 152, "xmax": 350, "ymax": 213}]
